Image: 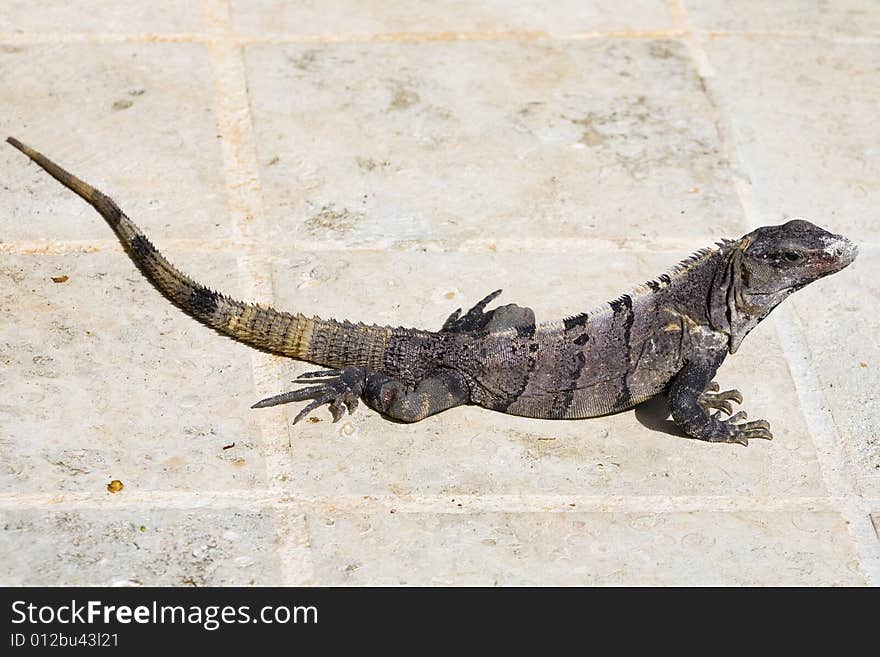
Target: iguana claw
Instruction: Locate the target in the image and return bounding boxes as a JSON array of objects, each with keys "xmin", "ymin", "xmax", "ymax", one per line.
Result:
[{"xmin": 698, "ymin": 382, "xmax": 744, "ymax": 416}]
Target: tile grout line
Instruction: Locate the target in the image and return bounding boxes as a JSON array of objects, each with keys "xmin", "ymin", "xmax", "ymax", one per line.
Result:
[
  {"xmin": 0, "ymin": 490, "xmax": 873, "ymax": 514},
  {"xmin": 0, "ymin": 29, "xmax": 878, "ymax": 46},
  {"xmin": 202, "ymin": 0, "xmax": 313, "ymax": 586},
  {"xmin": 665, "ymin": 0, "xmax": 880, "ymax": 585}
]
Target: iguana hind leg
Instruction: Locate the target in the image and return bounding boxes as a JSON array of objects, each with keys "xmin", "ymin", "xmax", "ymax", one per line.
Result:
[
  {"xmin": 253, "ymin": 366, "xmax": 469, "ymax": 424},
  {"xmin": 363, "ymin": 368, "xmax": 470, "ymax": 422},
  {"xmin": 441, "ymin": 289, "xmax": 536, "ymax": 334},
  {"xmin": 668, "ymin": 362, "xmax": 772, "ymax": 446}
]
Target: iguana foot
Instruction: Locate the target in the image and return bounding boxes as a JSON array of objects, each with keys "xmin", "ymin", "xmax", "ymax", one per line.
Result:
[
  {"xmin": 251, "ymin": 366, "xmax": 366, "ymax": 424},
  {"xmin": 669, "ymin": 361, "xmax": 773, "ymax": 447},
  {"xmin": 253, "ymin": 367, "xmax": 471, "ymax": 424},
  {"xmin": 441, "ymin": 290, "xmax": 536, "ymax": 334},
  {"xmin": 698, "ymin": 381, "xmax": 743, "ymax": 416},
  {"xmin": 696, "ymin": 382, "xmax": 766, "ymax": 444},
  {"xmin": 704, "ymin": 411, "xmax": 773, "ymax": 446},
  {"xmin": 441, "ymin": 289, "xmax": 503, "ymax": 332}
]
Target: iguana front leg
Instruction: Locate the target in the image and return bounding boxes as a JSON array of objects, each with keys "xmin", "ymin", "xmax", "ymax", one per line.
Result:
[
  {"xmin": 668, "ymin": 359, "xmax": 773, "ymax": 446},
  {"xmin": 253, "ymin": 367, "xmax": 469, "ymax": 424},
  {"xmin": 441, "ymin": 289, "xmax": 536, "ymax": 333}
]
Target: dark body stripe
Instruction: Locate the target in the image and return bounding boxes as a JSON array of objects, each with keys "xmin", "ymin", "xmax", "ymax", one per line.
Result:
[
  {"xmin": 612, "ymin": 294, "xmax": 635, "ymax": 409},
  {"xmin": 563, "ymin": 313, "xmax": 589, "ymax": 331}
]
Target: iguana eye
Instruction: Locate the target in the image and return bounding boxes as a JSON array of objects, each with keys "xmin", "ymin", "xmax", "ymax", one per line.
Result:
[{"xmin": 759, "ymin": 251, "xmax": 801, "ymax": 263}]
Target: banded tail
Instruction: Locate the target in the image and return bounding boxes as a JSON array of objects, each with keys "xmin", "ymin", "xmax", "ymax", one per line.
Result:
[{"xmin": 6, "ymin": 137, "xmax": 394, "ymax": 371}]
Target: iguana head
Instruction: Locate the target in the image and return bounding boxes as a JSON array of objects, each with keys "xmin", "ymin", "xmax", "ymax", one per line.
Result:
[
  {"xmin": 711, "ymin": 219, "xmax": 857, "ymax": 353},
  {"xmin": 739, "ymin": 219, "xmax": 857, "ymax": 294}
]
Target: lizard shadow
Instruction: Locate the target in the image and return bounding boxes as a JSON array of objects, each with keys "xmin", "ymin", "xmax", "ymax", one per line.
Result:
[{"xmin": 633, "ymin": 395, "xmax": 687, "ymax": 438}]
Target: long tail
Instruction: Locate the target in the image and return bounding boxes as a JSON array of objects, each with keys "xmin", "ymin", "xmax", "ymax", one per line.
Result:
[{"xmin": 6, "ymin": 137, "xmax": 397, "ymax": 371}]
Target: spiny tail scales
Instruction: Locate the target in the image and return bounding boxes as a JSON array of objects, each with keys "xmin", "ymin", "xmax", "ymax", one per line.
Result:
[{"xmin": 6, "ymin": 137, "xmax": 392, "ymax": 372}]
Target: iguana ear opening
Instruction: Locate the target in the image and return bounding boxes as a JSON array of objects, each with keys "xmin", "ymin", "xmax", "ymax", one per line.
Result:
[{"xmin": 709, "ymin": 237, "xmax": 750, "ymax": 354}]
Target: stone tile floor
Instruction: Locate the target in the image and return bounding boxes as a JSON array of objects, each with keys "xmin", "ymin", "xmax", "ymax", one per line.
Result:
[{"xmin": 0, "ymin": 1, "xmax": 877, "ymax": 585}]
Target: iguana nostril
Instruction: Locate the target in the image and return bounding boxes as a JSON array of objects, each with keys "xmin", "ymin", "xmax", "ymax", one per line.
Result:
[{"xmin": 825, "ymin": 239, "xmax": 856, "ymax": 263}]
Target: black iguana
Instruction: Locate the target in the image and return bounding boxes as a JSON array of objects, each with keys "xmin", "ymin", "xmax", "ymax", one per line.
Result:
[{"xmin": 7, "ymin": 137, "xmax": 858, "ymax": 446}]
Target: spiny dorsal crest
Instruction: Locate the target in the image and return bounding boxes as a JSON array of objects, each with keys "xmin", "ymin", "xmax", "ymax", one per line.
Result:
[{"xmin": 561, "ymin": 239, "xmax": 732, "ymax": 326}]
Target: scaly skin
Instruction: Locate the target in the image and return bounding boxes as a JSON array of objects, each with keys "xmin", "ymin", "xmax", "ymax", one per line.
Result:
[{"xmin": 7, "ymin": 138, "xmax": 858, "ymax": 445}]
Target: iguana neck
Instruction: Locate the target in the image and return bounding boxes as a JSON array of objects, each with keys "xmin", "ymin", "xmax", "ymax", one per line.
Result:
[{"xmin": 708, "ymin": 238, "xmax": 793, "ymax": 354}]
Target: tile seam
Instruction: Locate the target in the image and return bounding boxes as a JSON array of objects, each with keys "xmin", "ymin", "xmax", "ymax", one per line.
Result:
[
  {"xmin": 0, "ymin": 491, "xmax": 860, "ymax": 514},
  {"xmin": 0, "ymin": 30, "xmax": 877, "ymax": 46},
  {"xmin": 203, "ymin": 0, "xmax": 312, "ymax": 585}
]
